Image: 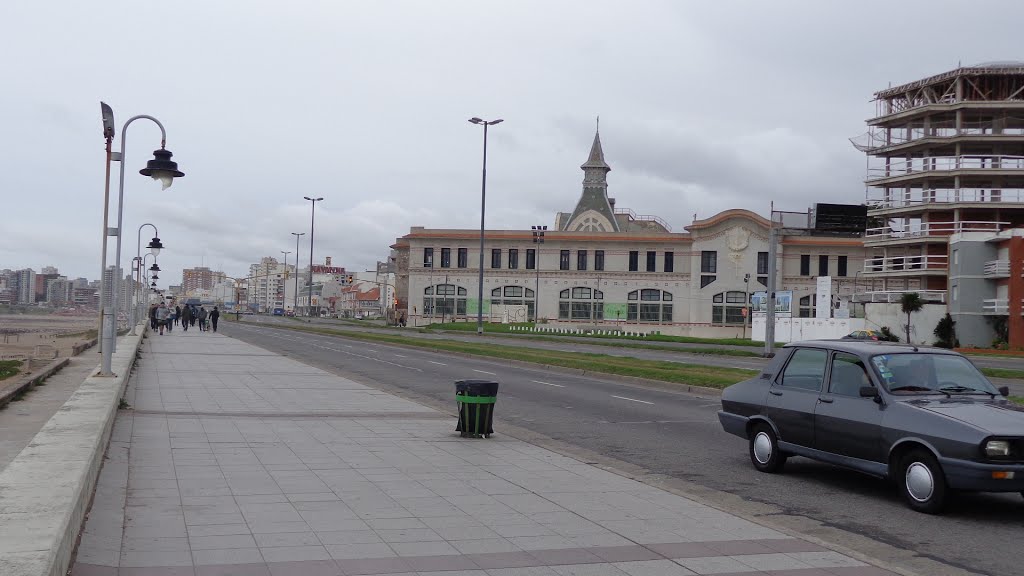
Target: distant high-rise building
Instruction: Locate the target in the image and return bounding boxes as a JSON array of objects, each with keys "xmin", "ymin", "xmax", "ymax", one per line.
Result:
[
  {"xmin": 15, "ymin": 269, "xmax": 35, "ymax": 304},
  {"xmin": 182, "ymin": 267, "xmax": 225, "ymax": 293},
  {"xmin": 46, "ymin": 276, "xmax": 71, "ymax": 306},
  {"xmin": 41, "ymin": 266, "xmax": 59, "ymax": 275}
]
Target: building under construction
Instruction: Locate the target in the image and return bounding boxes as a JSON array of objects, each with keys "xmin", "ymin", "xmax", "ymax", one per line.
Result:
[{"xmin": 853, "ymin": 62, "xmax": 1024, "ymax": 347}]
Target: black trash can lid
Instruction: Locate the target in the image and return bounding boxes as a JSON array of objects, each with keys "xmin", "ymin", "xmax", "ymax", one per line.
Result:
[{"xmin": 455, "ymin": 379, "xmax": 499, "ymax": 396}]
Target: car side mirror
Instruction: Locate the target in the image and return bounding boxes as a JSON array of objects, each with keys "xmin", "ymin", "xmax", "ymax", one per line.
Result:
[
  {"xmin": 998, "ymin": 386, "xmax": 1010, "ymax": 398},
  {"xmin": 859, "ymin": 386, "xmax": 879, "ymax": 398}
]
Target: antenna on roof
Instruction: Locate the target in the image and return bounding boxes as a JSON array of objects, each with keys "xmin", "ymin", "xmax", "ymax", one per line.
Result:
[{"xmin": 596, "ymin": 115, "xmax": 600, "ymax": 133}]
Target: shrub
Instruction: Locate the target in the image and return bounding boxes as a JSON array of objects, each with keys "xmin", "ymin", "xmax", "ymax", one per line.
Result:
[
  {"xmin": 933, "ymin": 313, "xmax": 958, "ymax": 349},
  {"xmin": 879, "ymin": 326, "xmax": 900, "ymax": 342}
]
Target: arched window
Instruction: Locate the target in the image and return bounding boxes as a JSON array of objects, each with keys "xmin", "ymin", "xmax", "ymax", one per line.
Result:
[
  {"xmin": 627, "ymin": 289, "xmax": 672, "ymax": 322},
  {"xmin": 558, "ymin": 287, "xmax": 604, "ymax": 321},
  {"xmin": 711, "ymin": 291, "xmax": 747, "ymax": 325},
  {"xmin": 424, "ymin": 284, "xmax": 467, "ymax": 318},
  {"xmin": 491, "ymin": 286, "xmax": 537, "ymax": 321}
]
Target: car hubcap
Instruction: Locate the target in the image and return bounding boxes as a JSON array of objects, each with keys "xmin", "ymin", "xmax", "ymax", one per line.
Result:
[
  {"xmin": 753, "ymin": 432, "xmax": 773, "ymax": 464},
  {"xmin": 905, "ymin": 462, "xmax": 934, "ymax": 502}
]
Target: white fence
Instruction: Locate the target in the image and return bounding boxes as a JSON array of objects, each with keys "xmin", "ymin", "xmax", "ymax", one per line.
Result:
[{"xmin": 751, "ymin": 317, "xmax": 866, "ymax": 343}]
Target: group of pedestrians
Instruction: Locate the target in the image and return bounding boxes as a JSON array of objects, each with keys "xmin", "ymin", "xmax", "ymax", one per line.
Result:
[{"xmin": 148, "ymin": 302, "xmax": 220, "ymax": 335}]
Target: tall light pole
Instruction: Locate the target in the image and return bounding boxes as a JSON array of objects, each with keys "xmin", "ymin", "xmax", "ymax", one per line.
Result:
[
  {"xmin": 303, "ymin": 197, "xmax": 323, "ymax": 317},
  {"xmin": 291, "ymin": 232, "xmax": 304, "ymax": 315},
  {"xmin": 469, "ymin": 117, "xmax": 503, "ymax": 335},
  {"xmin": 532, "ymin": 225, "xmax": 545, "ymax": 322},
  {"xmin": 129, "ymin": 225, "xmax": 162, "ymax": 335},
  {"xmin": 279, "ymin": 250, "xmax": 291, "ymax": 314},
  {"xmin": 97, "ymin": 102, "xmax": 184, "ymax": 376}
]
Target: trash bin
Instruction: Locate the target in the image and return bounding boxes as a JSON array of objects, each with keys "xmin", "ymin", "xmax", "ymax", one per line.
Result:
[{"xmin": 455, "ymin": 379, "xmax": 499, "ymax": 438}]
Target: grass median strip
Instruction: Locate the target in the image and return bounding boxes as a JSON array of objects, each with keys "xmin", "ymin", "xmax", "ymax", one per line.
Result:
[
  {"xmin": 0, "ymin": 360, "xmax": 22, "ymax": 381},
  {"xmin": 248, "ymin": 323, "xmax": 757, "ymax": 389},
  {"xmin": 980, "ymin": 368, "xmax": 1024, "ymax": 380}
]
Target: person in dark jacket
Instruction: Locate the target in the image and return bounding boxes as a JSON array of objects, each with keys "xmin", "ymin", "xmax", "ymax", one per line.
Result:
[
  {"xmin": 210, "ymin": 306, "xmax": 220, "ymax": 332},
  {"xmin": 149, "ymin": 303, "xmax": 158, "ymax": 330},
  {"xmin": 175, "ymin": 305, "xmax": 182, "ymax": 326},
  {"xmin": 180, "ymin": 304, "xmax": 192, "ymax": 331},
  {"xmin": 198, "ymin": 306, "xmax": 208, "ymax": 332}
]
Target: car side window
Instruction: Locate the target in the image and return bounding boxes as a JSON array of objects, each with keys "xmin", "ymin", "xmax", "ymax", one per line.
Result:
[
  {"xmin": 829, "ymin": 352, "xmax": 871, "ymax": 397},
  {"xmin": 779, "ymin": 348, "xmax": 828, "ymax": 392}
]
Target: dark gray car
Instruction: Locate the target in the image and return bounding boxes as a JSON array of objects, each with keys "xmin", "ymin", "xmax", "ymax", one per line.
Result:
[{"xmin": 718, "ymin": 340, "xmax": 1024, "ymax": 513}]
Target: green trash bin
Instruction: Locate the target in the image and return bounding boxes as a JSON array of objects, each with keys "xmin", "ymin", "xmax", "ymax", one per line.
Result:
[{"xmin": 455, "ymin": 379, "xmax": 498, "ymax": 438}]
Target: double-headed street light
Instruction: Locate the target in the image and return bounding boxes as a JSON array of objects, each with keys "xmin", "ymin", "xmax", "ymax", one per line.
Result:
[
  {"xmin": 468, "ymin": 117, "xmax": 503, "ymax": 335},
  {"xmin": 98, "ymin": 102, "xmax": 184, "ymax": 376},
  {"xmin": 303, "ymin": 197, "xmax": 323, "ymax": 317}
]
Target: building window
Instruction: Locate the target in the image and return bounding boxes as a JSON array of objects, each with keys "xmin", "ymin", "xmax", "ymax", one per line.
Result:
[
  {"xmin": 645, "ymin": 251, "xmax": 656, "ymax": 272},
  {"xmin": 818, "ymin": 255, "xmax": 828, "ymax": 276},
  {"xmin": 560, "ymin": 250, "xmax": 570, "ymax": 270},
  {"xmin": 457, "ymin": 248, "xmax": 468, "ymax": 268},
  {"xmin": 800, "ymin": 255, "xmax": 810, "ymax": 276},
  {"xmin": 711, "ymin": 291, "xmax": 747, "ymax": 325},
  {"xmin": 440, "ymin": 248, "xmax": 451, "ymax": 268},
  {"xmin": 595, "ymin": 250, "xmax": 605, "ymax": 271},
  {"xmin": 701, "ymin": 275, "xmax": 716, "ymax": 288},
  {"xmin": 628, "ymin": 251, "xmax": 639, "ymax": 272},
  {"xmin": 491, "ymin": 249, "xmax": 501, "ymax": 269},
  {"xmin": 798, "ymin": 295, "xmax": 816, "ymax": 318},
  {"xmin": 558, "ymin": 287, "xmax": 604, "ymax": 321},
  {"xmin": 423, "ymin": 284, "xmax": 467, "ymax": 317},
  {"xmin": 491, "ymin": 286, "xmax": 537, "ymax": 321},
  {"xmin": 508, "ymin": 249, "xmax": 519, "ymax": 269},
  {"xmin": 526, "ymin": 249, "xmax": 536, "ymax": 270},
  {"xmin": 423, "ymin": 248, "xmax": 434, "ymax": 268},
  {"xmin": 952, "ymin": 250, "xmax": 958, "ymax": 266},
  {"xmin": 837, "ymin": 255, "xmax": 848, "ymax": 277},
  {"xmin": 951, "ymin": 284, "xmax": 958, "ymax": 301},
  {"xmin": 577, "ymin": 250, "xmax": 587, "ymax": 271},
  {"xmin": 626, "ymin": 289, "xmax": 672, "ymax": 322},
  {"xmin": 757, "ymin": 251, "xmax": 768, "ymax": 286},
  {"xmin": 701, "ymin": 251, "xmax": 717, "ymax": 274},
  {"xmin": 664, "ymin": 252, "xmax": 674, "ymax": 273}
]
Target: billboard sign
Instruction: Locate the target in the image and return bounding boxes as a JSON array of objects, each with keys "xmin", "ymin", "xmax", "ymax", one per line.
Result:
[{"xmin": 752, "ymin": 291, "xmax": 792, "ymax": 317}]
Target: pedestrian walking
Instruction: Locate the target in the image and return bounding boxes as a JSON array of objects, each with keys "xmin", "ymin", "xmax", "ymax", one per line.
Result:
[
  {"xmin": 180, "ymin": 304, "xmax": 192, "ymax": 331},
  {"xmin": 149, "ymin": 303, "xmax": 158, "ymax": 330},
  {"xmin": 189, "ymin": 305, "xmax": 197, "ymax": 328},
  {"xmin": 210, "ymin": 306, "xmax": 220, "ymax": 332},
  {"xmin": 198, "ymin": 306, "xmax": 208, "ymax": 332},
  {"xmin": 175, "ymin": 305, "xmax": 182, "ymax": 326},
  {"xmin": 166, "ymin": 305, "xmax": 174, "ymax": 332},
  {"xmin": 155, "ymin": 302, "xmax": 171, "ymax": 335}
]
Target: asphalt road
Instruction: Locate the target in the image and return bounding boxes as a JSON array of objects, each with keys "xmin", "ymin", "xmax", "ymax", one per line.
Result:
[{"xmin": 222, "ymin": 320, "xmax": 1023, "ymax": 576}]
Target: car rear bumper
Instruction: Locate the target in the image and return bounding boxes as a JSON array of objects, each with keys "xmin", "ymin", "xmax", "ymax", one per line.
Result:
[
  {"xmin": 940, "ymin": 456, "xmax": 1024, "ymax": 492},
  {"xmin": 718, "ymin": 411, "xmax": 748, "ymax": 439}
]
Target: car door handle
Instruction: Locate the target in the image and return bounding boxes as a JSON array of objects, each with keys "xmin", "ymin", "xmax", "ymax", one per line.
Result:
[
  {"xmin": 769, "ymin": 390, "xmax": 783, "ymax": 396},
  {"xmin": 818, "ymin": 397, "xmax": 834, "ymax": 403}
]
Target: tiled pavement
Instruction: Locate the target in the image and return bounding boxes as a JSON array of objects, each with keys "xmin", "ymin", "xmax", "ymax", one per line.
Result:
[{"xmin": 72, "ymin": 330, "xmax": 899, "ymax": 576}]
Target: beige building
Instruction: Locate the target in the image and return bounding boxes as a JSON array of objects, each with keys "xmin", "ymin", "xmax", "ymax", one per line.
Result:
[{"xmin": 392, "ymin": 129, "xmax": 866, "ymax": 337}]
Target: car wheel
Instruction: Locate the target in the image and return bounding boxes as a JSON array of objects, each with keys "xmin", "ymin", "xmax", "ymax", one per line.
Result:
[
  {"xmin": 899, "ymin": 449, "xmax": 947, "ymax": 514},
  {"xmin": 749, "ymin": 424, "xmax": 786, "ymax": 473}
]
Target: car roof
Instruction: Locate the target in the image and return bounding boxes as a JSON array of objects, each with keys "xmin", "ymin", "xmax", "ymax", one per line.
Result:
[{"xmin": 782, "ymin": 339, "xmax": 962, "ymax": 356}]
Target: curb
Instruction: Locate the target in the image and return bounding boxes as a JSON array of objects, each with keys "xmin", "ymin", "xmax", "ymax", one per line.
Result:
[
  {"xmin": 0, "ymin": 358, "xmax": 70, "ymax": 410},
  {"xmin": 0, "ymin": 327, "xmax": 145, "ymax": 576}
]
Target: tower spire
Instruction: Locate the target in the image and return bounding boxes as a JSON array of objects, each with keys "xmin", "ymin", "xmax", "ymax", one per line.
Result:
[{"xmin": 581, "ymin": 119, "xmax": 610, "ymax": 171}]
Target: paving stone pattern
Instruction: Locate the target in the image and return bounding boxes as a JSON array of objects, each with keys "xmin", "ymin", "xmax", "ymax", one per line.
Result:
[{"xmin": 72, "ymin": 331, "xmax": 897, "ymax": 576}]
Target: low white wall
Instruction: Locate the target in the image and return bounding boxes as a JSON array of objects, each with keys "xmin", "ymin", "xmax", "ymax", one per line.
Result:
[
  {"xmin": 0, "ymin": 327, "xmax": 143, "ymax": 576},
  {"xmin": 862, "ymin": 303, "xmax": 947, "ymax": 345},
  {"xmin": 751, "ymin": 317, "xmax": 866, "ymax": 343}
]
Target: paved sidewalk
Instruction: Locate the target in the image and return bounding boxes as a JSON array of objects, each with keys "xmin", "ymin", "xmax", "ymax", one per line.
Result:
[{"xmin": 72, "ymin": 330, "xmax": 897, "ymax": 576}]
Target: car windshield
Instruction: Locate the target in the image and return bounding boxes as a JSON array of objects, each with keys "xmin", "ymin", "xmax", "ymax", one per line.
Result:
[{"xmin": 870, "ymin": 353, "xmax": 998, "ymax": 395}]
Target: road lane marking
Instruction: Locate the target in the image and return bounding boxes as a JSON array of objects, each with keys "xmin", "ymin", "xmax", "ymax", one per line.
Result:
[
  {"xmin": 531, "ymin": 380, "xmax": 565, "ymax": 388},
  {"xmin": 394, "ymin": 354, "xmax": 407, "ymax": 358},
  {"xmin": 428, "ymin": 361, "xmax": 447, "ymax": 366},
  {"xmin": 473, "ymin": 369, "xmax": 497, "ymax": 375},
  {"xmin": 611, "ymin": 395, "xmax": 653, "ymax": 405}
]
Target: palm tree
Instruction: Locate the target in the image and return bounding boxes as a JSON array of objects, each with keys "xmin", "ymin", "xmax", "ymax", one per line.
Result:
[{"xmin": 900, "ymin": 292, "xmax": 924, "ymax": 344}]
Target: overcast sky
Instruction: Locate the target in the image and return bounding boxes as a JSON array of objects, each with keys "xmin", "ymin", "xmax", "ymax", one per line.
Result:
[{"xmin": 2, "ymin": 0, "xmax": 1022, "ymax": 287}]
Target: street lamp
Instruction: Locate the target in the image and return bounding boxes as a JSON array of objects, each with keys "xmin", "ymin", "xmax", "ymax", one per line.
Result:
[
  {"xmin": 468, "ymin": 117, "xmax": 503, "ymax": 335},
  {"xmin": 97, "ymin": 102, "xmax": 184, "ymax": 376},
  {"xmin": 129, "ymin": 224, "xmax": 162, "ymax": 335},
  {"xmin": 280, "ymin": 250, "xmax": 291, "ymax": 315},
  {"xmin": 291, "ymin": 232, "xmax": 304, "ymax": 315},
  {"xmin": 532, "ymin": 225, "xmax": 545, "ymax": 322},
  {"xmin": 303, "ymin": 197, "xmax": 323, "ymax": 317}
]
